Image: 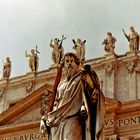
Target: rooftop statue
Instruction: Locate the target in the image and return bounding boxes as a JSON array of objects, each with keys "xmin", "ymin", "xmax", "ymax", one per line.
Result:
[
  {"xmin": 73, "ymin": 38, "xmax": 86, "ymax": 62},
  {"xmin": 40, "ymin": 52, "xmax": 105, "ymax": 140},
  {"xmin": 102, "ymin": 32, "xmax": 117, "ymax": 54},
  {"xmin": 50, "ymin": 35, "xmax": 66, "ymax": 65},
  {"xmin": 122, "ymin": 26, "xmax": 139, "ymax": 51},
  {"xmin": 25, "ymin": 46, "xmax": 39, "ymax": 72},
  {"xmin": 2, "ymin": 57, "xmax": 11, "ymax": 78}
]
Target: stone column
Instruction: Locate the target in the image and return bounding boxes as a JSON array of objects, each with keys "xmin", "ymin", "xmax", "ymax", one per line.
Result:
[
  {"xmin": 104, "ymin": 54, "xmax": 118, "ymax": 99},
  {"xmin": 126, "ymin": 61, "xmax": 137, "ymax": 100},
  {"xmin": 123, "ymin": 51, "xmax": 138, "ymax": 101},
  {"xmin": 135, "ymin": 59, "xmax": 140, "ymax": 99},
  {"xmin": 105, "ymin": 62, "xmax": 115, "ymax": 98}
]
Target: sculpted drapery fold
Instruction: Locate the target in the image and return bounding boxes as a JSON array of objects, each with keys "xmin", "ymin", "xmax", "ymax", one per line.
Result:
[
  {"xmin": 46, "ymin": 70, "xmax": 105, "ymax": 140},
  {"xmin": 40, "ymin": 52, "xmax": 105, "ymax": 140}
]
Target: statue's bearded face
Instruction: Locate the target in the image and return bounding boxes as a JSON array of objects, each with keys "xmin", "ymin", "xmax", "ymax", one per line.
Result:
[{"xmin": 64, "ymin": 56, "xmax": 79, "ymax": 79}]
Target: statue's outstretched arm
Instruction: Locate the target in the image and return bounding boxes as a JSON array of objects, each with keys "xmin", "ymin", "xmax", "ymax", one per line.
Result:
[{"xmin": 25, "ymin": 51, "xmax": 31, "ymax": 58}]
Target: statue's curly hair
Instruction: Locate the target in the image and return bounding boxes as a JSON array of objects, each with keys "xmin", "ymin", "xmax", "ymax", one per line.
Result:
[{"xmin": 64, "ymin": 52, "xmax": 80, "ymax": 66}]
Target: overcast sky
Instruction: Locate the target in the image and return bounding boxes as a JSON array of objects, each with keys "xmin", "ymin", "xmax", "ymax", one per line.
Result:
[{"xmin": 0, "ymin": 0, "xmax": 140, "ymax": 77}]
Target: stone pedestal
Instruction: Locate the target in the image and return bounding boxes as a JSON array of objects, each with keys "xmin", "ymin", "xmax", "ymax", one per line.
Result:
[
  {"xmin": 126, "ymin": 50, "xmax": 138, "ymax": 57},
  {"xmin": 0, "ymin": 78, "xmax": 9, "ymax": 86},
  {"xmin": 105, "ymin": 53, "xmax": 117, "ymax": 60},
  {"xmin": 50, "ymin": 63, "xmax": 58, "ymax": 68},
  {"xmin": 26, "ymin": 71, "xmax": 37, "ymax": 79}
]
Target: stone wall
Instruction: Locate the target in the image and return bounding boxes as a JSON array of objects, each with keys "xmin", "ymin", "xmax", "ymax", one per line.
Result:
[
  {"xmin": 0, "ymin": 68, "xmax": 56, "ymax": 113},
  {"xmin": 1, "ymin": 51, "xmax": 140, "ymax": 113},
  {"xmin": 87, "ymin": 51, "xmax": 140, "ymax": 102}
]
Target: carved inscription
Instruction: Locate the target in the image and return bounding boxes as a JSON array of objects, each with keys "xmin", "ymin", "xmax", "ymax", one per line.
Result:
[
  {"xmin": 105, "ymin": 118, "xmax": 114, "ymax": 126},
  {"xmin": 117, "ymin": 116, "xmax": 140, "ymax": 127},
  {"xmin": 0, "ymin": 132, "xmax": 47, "ymax": 140},
  {"xmin": 105, "ymin": 116, "xmax": 140, "ymax": 127}
]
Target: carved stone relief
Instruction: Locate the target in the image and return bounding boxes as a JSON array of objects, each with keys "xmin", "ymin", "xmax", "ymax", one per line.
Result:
[
  {"xmin": 105, "ymin": 134, "xmax": 118, "ymax": 140},
  {"xmin": 126, "ymin": 61, "xmax": 136, "ymax": 75},
  {"xmin": 40, "ymin": 90, "xmax": 51, "ymax": 115},
  {"xmin": 25, "ymin": 82, "xmax": 34, "ymax": 93},
  {"xmin": 0, "ymin": 89, "xmax": 5, "ymax": 101},
  {"xmin": 105, "ymin": 63, "xmax": 114, "ymax": 77}
]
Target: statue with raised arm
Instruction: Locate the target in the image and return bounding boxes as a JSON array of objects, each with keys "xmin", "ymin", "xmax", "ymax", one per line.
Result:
[
  {"xmin": 73, "ymin": 38, "xmax": 86, "ymax": 62},
  {"xmin": 40, "ymin": 52, "xmax": 105, "ymax": 140},
  {"xmin": 3, "ymin": 57, "xmax": 11, "ymax": 78},
  {"xmin": 50, "ymin": 35, "xmax": 65, "ymax": 64},
  {"xmin": 102, "ymin": 32, "xmax": 117, "ymax": 54},
  {"xmin": 25, "ymin": 47, "xmax": 39, "ymax": 72},
  {"xmin": 122, "ymin": 26, "xmax": 139, "ymax": 51}
]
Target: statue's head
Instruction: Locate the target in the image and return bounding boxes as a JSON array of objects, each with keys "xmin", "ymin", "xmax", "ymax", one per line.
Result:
[
  {"xmin": 107, "ymin": 32, "xmax": 112, "ymax": 36},
  {"xmin": 130, "ymin": 26, "xmax": 135, "ymax": 32},
  {"xmin": 54, "ymin": 38, "xmax": 59, "ymax": 44},
  {"xmin": 77, "ymin": 38, "xmax": 81, "ymax": 44},
  {"xmin": 64, "ymin": 52, "xmax": 80, "ymax": 66},
  {"xmin": 31, "ymin": 49, "xmax": 35, "ymax": 54},
  {"xmin": 63, "ymin": 52, "xmax": 80, "ymax": 80},
  {"xmin": 6, "ymin": 57, "xmax": 10, "ymax": 62}
]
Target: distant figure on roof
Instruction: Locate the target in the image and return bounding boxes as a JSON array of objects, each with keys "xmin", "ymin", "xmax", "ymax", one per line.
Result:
[
  {"xmin": 3, "ymin": 57, "xmax": 11, "ymax": 78},
  {"xmin": 72, "ymin": 38, "xmax": 86, "ymax": 62},
  {"xmin": 25, "ymin": 48, "xmax": 39, "ymax": 72},
  {"xmin": 102, "ymin": 32, "xmax": 117, "ymax": 54},
  {"xmin": 122, "ymin": 26, "xmax": 139, "ymax": 51},
  {"xmin": 50, "ymin": 35, "xmax": 66, "ymax": 65}
]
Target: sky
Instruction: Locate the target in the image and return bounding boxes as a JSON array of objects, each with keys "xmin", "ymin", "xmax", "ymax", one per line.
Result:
[{"xmin": 0, "ymin": 0, "xmax": 140, "ymax": 77}]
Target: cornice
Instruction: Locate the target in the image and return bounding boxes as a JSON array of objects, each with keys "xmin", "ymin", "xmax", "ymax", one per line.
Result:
[
  {"xmin": 105, "ymin": 98, "xmax": 140, "ymax": 114},
  {"xmin": 86, "ymin": 51, "xmax": 140, "ymax": 69},
  {"xmin": 0, "ymin": 51, "xmax": 140, "ymax": 89},
  {"xmin": 0, "ymin": 120, "xmax": 39, "ymax": 134},
  {"xmin": 0, "ymin": 69, "xmax": 57, "ymax": 89},
  {"xmin": 105, "ymin": 98, "xmax": 121, "ymax": 113},
  {"xmin": 117, "ymin": 100, "xmax": 140, "ymax": 114},
  {"xmin": 0, "ymin": 83, "xmax": 53, "ymax": 125}
]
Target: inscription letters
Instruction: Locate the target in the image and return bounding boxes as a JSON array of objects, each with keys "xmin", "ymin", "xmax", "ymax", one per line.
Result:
[
  {"xmin": 0, "ymin": 132, "xmax": 46, "ymax": 140},
  {"xmin": 1, "ymin": 116, "xmax": 140, "ymax": 139},
  {"xmin": 105, "ymin": 118, "xmax": 114, "ymax": 126},
  {"xmin": 105, "ymin": 116, "xmax": 140, "ymax": 127},
  {"xmin": 118, "ymin": 116, "xmax": 140, "ymax": 127}
]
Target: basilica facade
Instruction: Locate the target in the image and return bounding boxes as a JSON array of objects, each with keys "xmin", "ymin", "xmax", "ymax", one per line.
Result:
[{"xmin": 0, "ymin": 50, "xmax": 140, "ymax": 140}]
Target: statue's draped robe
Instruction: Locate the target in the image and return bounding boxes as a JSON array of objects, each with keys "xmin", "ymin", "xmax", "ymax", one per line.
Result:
[
  {"xmin": 103, "ymin": 36, "xmax": 116, "ymax": 53},
  {"xmin": 50, "ymin": 43, "xmax": 64, "ymax": 64},
  {"xmin": 74, "ymin": 44, "xmax": 85, "ymax": 60},
  {"xmin": 46, "ymin": 71, "xmax": 105, "ymax": 140},
  {"xmin": 129, "ymin": 32, "xmax": 139, "ymax": 51}
]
